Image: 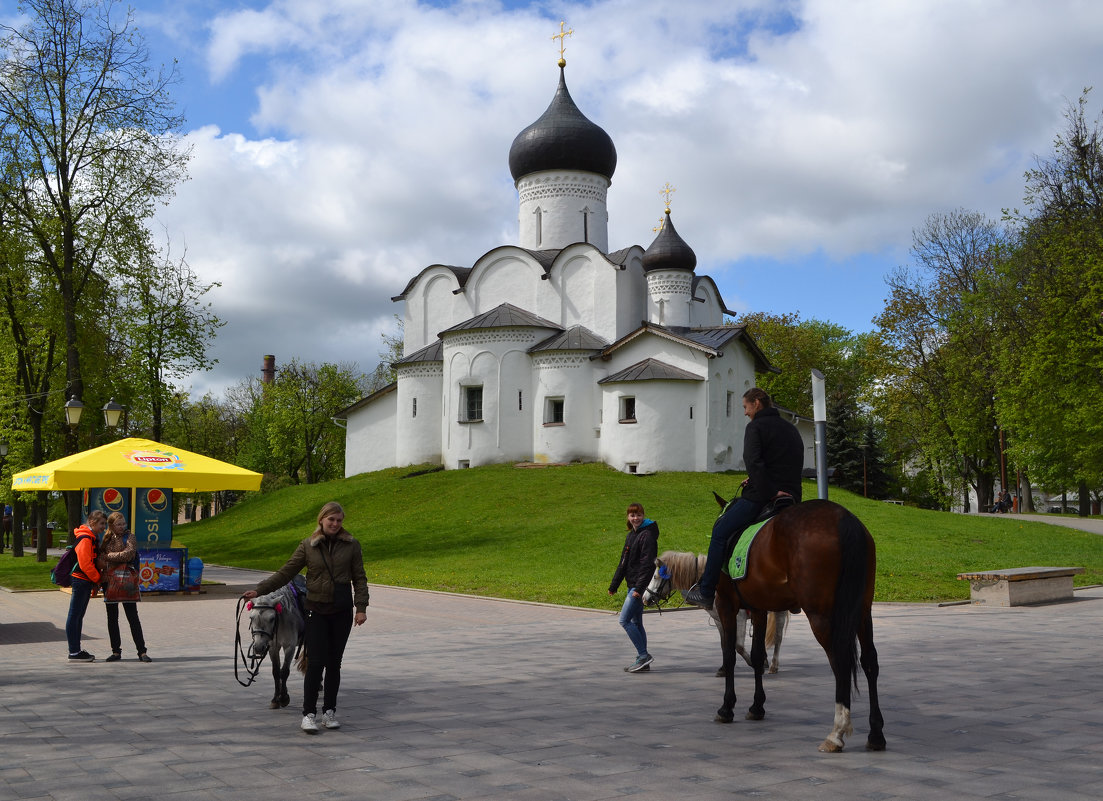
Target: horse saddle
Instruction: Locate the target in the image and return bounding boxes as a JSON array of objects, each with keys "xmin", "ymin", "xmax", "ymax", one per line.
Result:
[
  {"xmin": 723, "ymin": 497, "xmax": 796, "ymax": 581},
  {"xmin": 751, "ymin": 494, "xmax": 796, "ymax": 525}
]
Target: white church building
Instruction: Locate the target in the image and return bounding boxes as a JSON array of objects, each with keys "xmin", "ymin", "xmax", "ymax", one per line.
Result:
[{"xmin": 340, "ymin": 60, "xmax": 813, "ymax": 476}]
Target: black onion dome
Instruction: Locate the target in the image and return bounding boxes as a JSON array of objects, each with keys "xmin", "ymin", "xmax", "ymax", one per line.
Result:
[
  {"xmin": 508, "ymin": 68, "xmax": 617, "ymax": 182},
  {"xmin": 643, "ymin": 211, "xmax": 697, "ymax": 272}
]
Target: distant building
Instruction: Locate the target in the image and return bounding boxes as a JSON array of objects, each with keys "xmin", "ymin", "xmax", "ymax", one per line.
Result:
[{"xmin": 340, "ymin": 58, "xmax": 812, "ymax": 475}]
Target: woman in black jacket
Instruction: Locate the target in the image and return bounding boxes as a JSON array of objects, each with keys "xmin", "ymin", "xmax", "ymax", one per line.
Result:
[{"xmin": 608, "ymin": 502, "xmax": 659, "ymax": 673}]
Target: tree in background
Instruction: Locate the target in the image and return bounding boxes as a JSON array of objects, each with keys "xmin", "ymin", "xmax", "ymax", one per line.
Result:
[
  {"xmin": 994, "ymin": 91, "xmax": 1103, "ymax": 513},
  {"xmin": 0, "ymin": 0, "xmax": 189, "ymax": 531},
  {"xmin": 871, "ymin": 209, "xmax": 1007, "ymax": 512}
]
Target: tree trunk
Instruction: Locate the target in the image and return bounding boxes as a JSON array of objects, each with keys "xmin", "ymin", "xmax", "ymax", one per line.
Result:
[{"xmin": 1079, "ymin": 480, "xmax": 1090, "ymax": 517}]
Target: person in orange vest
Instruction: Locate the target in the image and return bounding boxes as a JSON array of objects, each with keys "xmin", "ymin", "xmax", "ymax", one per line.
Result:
[{"xmin": 66, "ymin": 510, "xmax": 106, "ymax": 662}]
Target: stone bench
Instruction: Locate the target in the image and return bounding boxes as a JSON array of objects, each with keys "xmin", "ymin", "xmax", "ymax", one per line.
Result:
[{"xmin": 956, "ymin": 566, "xmax": 1085, "ymax": 607}]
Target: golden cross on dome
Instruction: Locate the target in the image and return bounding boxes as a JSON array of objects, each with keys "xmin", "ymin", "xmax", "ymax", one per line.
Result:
[
  {"xmin": 660, "ymin": 182, "xmax": 676, "ymax": 213},
  {"xmin": 652, "ymin": 216, "xmax": 665, "ymax": 233},
  {"xmin": 552, "ymin": 21, "xmax": 573, "ymax": 67}
]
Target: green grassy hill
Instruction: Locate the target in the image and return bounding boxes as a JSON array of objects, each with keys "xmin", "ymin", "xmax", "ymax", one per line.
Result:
[{"xmin": 168, "ymin": 462, "xmax": 1103, "ymax": 607}]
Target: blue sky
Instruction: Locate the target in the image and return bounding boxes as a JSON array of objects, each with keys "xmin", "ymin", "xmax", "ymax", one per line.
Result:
[{"xmin": 65, "ymin": 0, "xmax": 1103, "ymax": 394}]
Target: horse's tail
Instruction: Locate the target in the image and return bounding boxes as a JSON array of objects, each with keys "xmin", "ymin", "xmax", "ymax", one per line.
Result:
[
  {"xmin": 295, "ymin": 645, "xmax": 308, "ymax": 675},
  {"xmin": 830, "ymin": 507, "xmax": 870, "ymax": 691}
]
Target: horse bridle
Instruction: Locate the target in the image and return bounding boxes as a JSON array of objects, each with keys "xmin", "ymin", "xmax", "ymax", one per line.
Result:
[{"xmin": 246, "ymin": 600, "xmax": 283, "ymax": 656}]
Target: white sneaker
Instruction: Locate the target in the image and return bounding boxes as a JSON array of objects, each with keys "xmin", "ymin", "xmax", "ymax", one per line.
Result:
[
  {"xmin": 300, "ymin": 713, "xmax": 319, "ymax": 733},
  {"xmin": 321, "ymin": 709, "xmax": 340, "ymax": 729}
]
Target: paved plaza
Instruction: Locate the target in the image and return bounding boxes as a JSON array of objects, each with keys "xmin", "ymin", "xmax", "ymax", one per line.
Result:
[{"xmin": 2, "ymin": 565, "xmax": 1102, "ymax": 801}]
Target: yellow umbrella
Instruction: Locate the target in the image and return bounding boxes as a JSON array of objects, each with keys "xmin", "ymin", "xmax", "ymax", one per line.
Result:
[{"xmin": 11, "ymin": 437, "xmax": 262, "ymax": 493}]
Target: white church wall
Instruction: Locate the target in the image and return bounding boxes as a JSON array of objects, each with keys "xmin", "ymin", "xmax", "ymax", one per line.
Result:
[
  {"xmin": 549, "ymin": 251, "xmax": 594, "ymax": 330},
  {"xmin": 395, "ymin": 366, "xmax": 443, "ymax": 467},
  {"xmin": 690, "ymin": 281, "xmax": 726, "ymax": 327},
  {"xmin": 646, "ymin": 269, "xmax": 693, "ymax": 328},
  {"xmin": 442, "ymin": 327, "xmax": 548, "ymax": 468},
  {"xmin": 344, "ymin": 390, "xmax": 398, "ymax": 477},
  {"xmin": 516, "ymin": 170, "xmax": 610, "ymax": 252},
  {"xmin": 496, "ymin": 349, "xmax": 534, "ymax": 462},
  {"xmin": 532, "ymin": 351, "xmax": 600, "ymax": 463},
  {"xmin": 468, "ymin": 253, "xmax": 542, "ymax": 316},
  {"xmin": 616, "ymin": 256, "xmax": 648, "ymax": 340},
  {"xmin": 405, "ymin": 270, "xmax": 463, "ymax": 353},
  {"xmin": 600, "ymin": 381, "xmax": 704, "ymax": 473},
  {"xmin": 702, "ymin": 348, "xmax": 757, "ymax": 471}
]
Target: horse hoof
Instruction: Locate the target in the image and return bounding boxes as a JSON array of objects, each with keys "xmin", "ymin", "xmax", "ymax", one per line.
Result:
[
  {"xmin": 714, "ymin": 667, "xmax": 725, "ymax": 677},
  {"xmin": 745, "ymin": 709, "xmax": 765, "ymax": 721},
  {"xmin": 866, "ymin": 736, "xmax": 887, "ymax": 752},
  {"xmin": 279, "ymin": 697, "xmax": 290, "ymax": 708},
  {"xmin": 818, "ymin": 739, "xmax": 844, "ymax": 753},
  {"xmin": 269, "ymin": 701, "xmax": 280, "ymax": 709},
  {"xmin": 767, "ymin": 666, "xmax": 779, "ymax": 674},
  {"xmin": 715, "ymin": 709, "xmax": 734, "ymax": 724}
]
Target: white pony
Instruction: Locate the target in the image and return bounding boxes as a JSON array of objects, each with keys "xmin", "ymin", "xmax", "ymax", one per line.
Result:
[
  {"xmin": 643, "ymin": 550, "xmax": 790, "ymax": 674},
  {"xmin": 246, "ymin": 578, "xmax": 308, "ymax": 709}
]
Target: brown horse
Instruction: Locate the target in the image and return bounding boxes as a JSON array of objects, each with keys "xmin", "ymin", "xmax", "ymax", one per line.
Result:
[{"xmin": 649, "ymin": 496, "xmax": 885, "ymax": 752}]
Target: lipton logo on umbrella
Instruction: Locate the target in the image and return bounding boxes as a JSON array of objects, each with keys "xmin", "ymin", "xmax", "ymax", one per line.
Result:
[
  {"xmin": 124, "ymin": 448, "xmax": 185, "ymax": 472},
  {"xmin": 145, "ymin": 488, "xmax": 168, "ymax": 512},
  {"xmin": 102, "ymin": 488, "xmax": 126, "ymax": 512}
]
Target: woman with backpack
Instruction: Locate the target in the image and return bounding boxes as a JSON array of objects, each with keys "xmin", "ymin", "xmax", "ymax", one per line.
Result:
[
  {"xmin": 98, "ymin": 512, "xmax": 152, "ymax": 662},
  {"xmin": 65, "ymin": 510, "xmax": 106, "ymax": 662}
]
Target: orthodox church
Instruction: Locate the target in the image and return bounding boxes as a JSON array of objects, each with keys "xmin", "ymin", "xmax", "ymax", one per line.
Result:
[{"xmin": 340, "ymin": 49, "xmax": 812, "ymax": 476}]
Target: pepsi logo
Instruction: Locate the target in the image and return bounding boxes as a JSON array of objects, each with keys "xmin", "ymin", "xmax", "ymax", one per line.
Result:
[
  {"xmin": 145, "ymin": 488, "xmax": 168, "ymax": 512},
  {"xmin": 102, "ymin": 488, "xmax": 126, "ymax": 512}
]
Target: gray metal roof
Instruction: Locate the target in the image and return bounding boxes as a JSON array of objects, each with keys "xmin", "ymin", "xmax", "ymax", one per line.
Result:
[
  {"xmin": 393, "ymin": 339, "xmax": 443, "ymax": 365},
  {"xmin": 392, "ymin": 265, "xmax": 472, "ymax": 301},
  {"xmin": 440, "ymin": 302, "xmax": 562, "ymax": 335},
  {"xmin": 597, "ymin": 358, "xmax": 703, "ymax": 384},
  {"xmin": 531, "ymin": 325, "xmax": 608, "ymax": 352}
]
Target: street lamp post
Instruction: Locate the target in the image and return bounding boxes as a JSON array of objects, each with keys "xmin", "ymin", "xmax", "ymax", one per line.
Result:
[{"xmin": 102, "ymin": 398, "xmax": 127, "ymax": 435}]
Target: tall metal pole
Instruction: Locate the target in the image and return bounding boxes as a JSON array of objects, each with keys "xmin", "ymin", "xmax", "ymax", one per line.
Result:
[{"xmin": 812, "ymin": 369, "xmax": 828, "ymax": 500}]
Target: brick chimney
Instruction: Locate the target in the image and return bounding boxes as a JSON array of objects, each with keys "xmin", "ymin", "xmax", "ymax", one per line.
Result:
[{"xmin": 262, "ymin": 355, "xmax": 275, "ymax": 384}]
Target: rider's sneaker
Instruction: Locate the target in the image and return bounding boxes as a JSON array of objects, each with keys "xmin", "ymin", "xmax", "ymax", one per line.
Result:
[
  {"xmin": 301, "ymin": 713, "xmax": 319, "ymax": 733},
  {"xmin": 321, "ymin": 709, "xmax": 341, "ymax": 729},
  {"xmin": 626, "ymin": 653, "xmax": 654, "ymax": 673},
  {"xmin": 681, "ymin": 587, "xmax": 714, "ymax": 610}
]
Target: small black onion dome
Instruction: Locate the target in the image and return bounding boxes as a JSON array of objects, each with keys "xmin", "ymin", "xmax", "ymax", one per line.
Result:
[
  {"xmin": 508, "ymin": 67, "xmax": 617, "ymax": 182},
  {"xmin": 643, "ymin": 211, "xmax": 697, "ymax": 272}
]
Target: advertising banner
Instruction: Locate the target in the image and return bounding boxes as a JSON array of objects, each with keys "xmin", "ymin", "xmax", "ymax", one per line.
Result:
[
  {"xmin": 83, "ymin": 487, "xmax": 132, "ymax": 524},
  {"xmin": 133, "ymin": 488, "xmax": 173, "ymax": 548},
  {"xmin": 137, "ymin": 547, "xmax": 185, "ymax": 592}
]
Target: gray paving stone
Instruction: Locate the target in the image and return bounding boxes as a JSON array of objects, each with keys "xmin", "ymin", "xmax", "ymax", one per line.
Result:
[{"xmin": 3, "ymin": 574, "xmax": 1103, "ymax": 799}]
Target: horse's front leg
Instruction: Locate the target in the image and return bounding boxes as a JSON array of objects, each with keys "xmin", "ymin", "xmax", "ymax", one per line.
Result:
[
  {"xmin": 768, "ymin": 611, "xmax": 786, "ymax": 674},
  {"xmin": 746, "ymin": 610, "xmax": 768, "ymax": 720},
  {"xmin": 735, "ymin": 609, "xmax": 752, "ymax": 667},
  {"xmin": 714, "ymin": 591, "xmax": 738, "ymax": 723},
  {"xmin": 277, "ymin": 646, "xmax": 293, "ymax": 708},
  {"xmin": 269, "ymin": 650, "xmax": 284, "ymax": 709}
]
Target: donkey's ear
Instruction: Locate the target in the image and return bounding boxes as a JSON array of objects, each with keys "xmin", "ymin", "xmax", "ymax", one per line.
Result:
[
  {"xmin": 274, "ymin": 602, "xmax": 283, "ymax": 614},
  {"xmin": 712, "ymin": 490, "xmax": 728, "ymax": 508}
]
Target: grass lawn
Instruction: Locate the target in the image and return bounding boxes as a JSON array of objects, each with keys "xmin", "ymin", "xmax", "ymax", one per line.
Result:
[{"xmin": 4, "ymin": 462, "xmax": 1102, "ymax": 606}]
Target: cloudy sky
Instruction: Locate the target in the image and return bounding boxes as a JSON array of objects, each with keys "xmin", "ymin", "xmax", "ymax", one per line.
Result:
[{"xmin": 112, "ymin": 0, "xmax": 1103, "ymax": 396}]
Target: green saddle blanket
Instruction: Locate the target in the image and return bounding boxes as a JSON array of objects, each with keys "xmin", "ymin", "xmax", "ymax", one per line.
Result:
[{"xmin": 723, "ymin": 519, "xmax": 767, "ymax": 581}]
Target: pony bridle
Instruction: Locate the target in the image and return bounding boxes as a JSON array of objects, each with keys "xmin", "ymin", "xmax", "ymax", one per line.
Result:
[
  {"xmin": 645, "ymin": 564, "xmax": 675, "ymax": 609},
  {"xmin": 246, "ymin": 600, "xmax": 283, "ymax": 657}
]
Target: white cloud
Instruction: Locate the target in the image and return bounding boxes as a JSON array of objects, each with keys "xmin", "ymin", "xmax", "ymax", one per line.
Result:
[{"xmin": 151, "ymin": 0, "xmax": 1103, "ymax": 395}]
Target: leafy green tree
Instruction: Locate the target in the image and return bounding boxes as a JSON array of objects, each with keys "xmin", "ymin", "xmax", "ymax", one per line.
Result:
[
  {"xmin": 0, "ymin": 0, "xmax": 189, "ymax": 530},
  {"xmin": 871, "ymin": 209, "xmax": 1007, "ymax": 511},
  {"xmin": 994, "ymin": 91, "xmax": 1103, "ymax": 508}
]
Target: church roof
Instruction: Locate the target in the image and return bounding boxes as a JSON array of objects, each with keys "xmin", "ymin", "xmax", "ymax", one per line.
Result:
[
  {"xmin": 440, "ymin": 302, "xmax": 561, "ymax": 336},
  {"xmin": 531, "ymin": 325, "xmax": 608, "ymax": 352},
  {"xmin": 392, "ymin": 265, "xmax": 472, "ymax": 301},
  {"xmin": 508, "ymin": 67, "xmax": 617, "ymax": 182},
  {"xmin": 333, "ymin": 381, "xmax": 396, "ymax": 419},
  {"xmin": 598, "ymin": 358, "xmax": 703, "ymax": 384},
  {"xmin": 642, "ymin": 211, "xmax": 697, "ymax": 273},
  {"xmin": 393, "ymin": 339, "xmax": 443, "ymax": 365},
  {"xmin": 598, "ymin": 322, "xmax": 775, "ymax": 374}
]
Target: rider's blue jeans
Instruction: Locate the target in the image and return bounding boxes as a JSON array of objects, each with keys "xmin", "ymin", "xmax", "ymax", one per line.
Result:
[
  {"xmin": 619, "ymin": 591, "xmax": 647, "ymax": 657},
  {"xmin": 698, "ymin": 497, "xmax": 763, "ymax": 600}
]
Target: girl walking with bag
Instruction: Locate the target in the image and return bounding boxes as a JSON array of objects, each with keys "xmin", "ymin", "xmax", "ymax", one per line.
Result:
[
  {"xmin": 98, "ymin": 512, "xmax": 152, "ymax": 662},
  {"xmin": 243, "ymin": 501, "xmax": 369, "ymax": 733}
]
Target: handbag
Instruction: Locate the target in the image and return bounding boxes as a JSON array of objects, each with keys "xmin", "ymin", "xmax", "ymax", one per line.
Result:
[
  {"xmin": 104, "ymin": 565, "xmax": 141, "ymax": 603},
  {"xmin": 319, "ymin": 545, "xmax": 354, "ymax": 611}
]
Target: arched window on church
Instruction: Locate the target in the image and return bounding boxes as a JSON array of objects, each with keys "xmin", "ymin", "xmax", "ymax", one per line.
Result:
[
  {"xmin": 580, "ymin": 206, "xmax": 591, "ymax": 243},
  {"xmin": 533, "ymin": 206, "xmax": 542, "ymax": 246}
]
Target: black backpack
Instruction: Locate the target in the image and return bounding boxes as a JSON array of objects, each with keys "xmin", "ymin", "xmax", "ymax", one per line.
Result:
[{"xmin": 51, "ymin": 533, "xmax": 94, "ymax": 587}]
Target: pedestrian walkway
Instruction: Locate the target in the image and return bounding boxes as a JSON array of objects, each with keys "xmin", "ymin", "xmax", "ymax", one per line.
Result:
[{"xmin": 2, "ymin": 577, "xmax": 1102, "ymax": 800}]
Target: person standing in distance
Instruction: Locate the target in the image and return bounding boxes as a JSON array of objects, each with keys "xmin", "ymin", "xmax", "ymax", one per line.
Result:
[
  {"xmin": 682, "ymin": 388, "xmax": 805, "ymax": 610},
  {"xmin": 243, "ymin": 501, "xmax": 369, "ymax": 733},
  {"xmin": 66, "ymin": 510, "xmax": 106, "ymax": 662},
  {"xmin": 608, "ymin": 502, "xmax": 659, "ymax": 673}
]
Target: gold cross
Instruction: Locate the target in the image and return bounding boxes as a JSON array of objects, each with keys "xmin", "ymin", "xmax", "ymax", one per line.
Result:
[
  {"xmin": 652, "ymin": 216, "xmax": 665, "ymax": 233},
  {"xmin": 660, "ymin": 182, "xmax": 676, "ymax": 213},
  {"xmin": 552, "ymin": 21, "xmax": 573, "ymax": 66}
]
